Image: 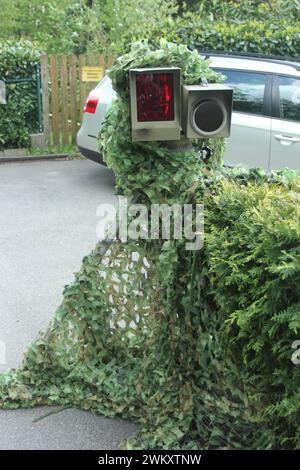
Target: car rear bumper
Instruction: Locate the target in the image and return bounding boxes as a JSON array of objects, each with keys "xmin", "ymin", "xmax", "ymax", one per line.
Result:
[{"xmin": 77, "ymin": 145, "xmax": 105, "ymax": 165}]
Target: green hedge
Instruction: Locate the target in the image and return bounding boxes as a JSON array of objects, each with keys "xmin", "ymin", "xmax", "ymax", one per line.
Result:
[
  {"xmin": 205, "ymin": 169, "xmax": 300, "ymax": 448},
  {"xmin": 185, "ymin": 18, "xmax": 300, "ymax": 57},
  {"xmin": 144, "ymin": 16, "xmax": 300, "ymax": 59},
  {"xmin": 0, "ymin": 41, "xmax": 41, "ymax": 149}
]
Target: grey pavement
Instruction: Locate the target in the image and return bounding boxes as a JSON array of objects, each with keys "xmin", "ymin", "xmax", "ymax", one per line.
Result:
[{"xmin": 0, "ymin": 159, "xmax": 136, "ymax": 449}]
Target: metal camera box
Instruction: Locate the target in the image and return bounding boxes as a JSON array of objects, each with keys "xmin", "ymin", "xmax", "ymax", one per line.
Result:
[
  {"xmin": 129, "ymin": 67, "xmax": 181, "ymax": 142},
  {"xmin": 181, "ymin": 84, "xmax": 233, "ymax": 139}
]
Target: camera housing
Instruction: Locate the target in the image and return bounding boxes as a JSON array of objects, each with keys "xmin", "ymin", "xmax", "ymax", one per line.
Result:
[
  {"xmin": 129, "ymin": 67, "xmax": 181, "ymax": 142},
  {"xmin": 129, "ymin": 67, "xmax": 233, "ymax": 142},
  {"xmin": 181, "ymin": 84, "xmax": 233, "ymax": 139}
]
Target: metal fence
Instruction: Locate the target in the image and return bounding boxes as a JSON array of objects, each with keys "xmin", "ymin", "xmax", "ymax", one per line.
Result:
[{"xmin": 2, "ymin": 65, "xmax": 43, "ymax": 134}]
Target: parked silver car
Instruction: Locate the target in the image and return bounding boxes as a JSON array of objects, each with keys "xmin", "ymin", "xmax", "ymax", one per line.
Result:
[{"xmin": 77, "ymin": 53, "xmax": 300, "ymax": 171}]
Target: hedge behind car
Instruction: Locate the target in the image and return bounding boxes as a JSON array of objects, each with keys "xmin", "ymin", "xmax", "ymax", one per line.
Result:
[{"xmin": 0, "ymin": 41, "xmax": 41, "ymax": 149}]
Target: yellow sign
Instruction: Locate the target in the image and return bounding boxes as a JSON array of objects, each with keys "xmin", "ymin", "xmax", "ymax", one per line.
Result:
[{"xmin": 81, "ymin": 66, "xmax": 104, "ymax": 82}]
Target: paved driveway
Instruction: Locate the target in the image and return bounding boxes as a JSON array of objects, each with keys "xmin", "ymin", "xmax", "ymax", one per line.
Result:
[{"xmin": 0, "ymin": 159, "xmax": 136, "ymax": 449}]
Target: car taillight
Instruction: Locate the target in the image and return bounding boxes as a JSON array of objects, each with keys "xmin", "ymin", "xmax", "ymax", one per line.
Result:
[
  {"xmin": 136, "ymin": 73, "xmax": 174, "ymax": 122},
  {"xmin": 84, "ymin": 96, "xmax": 99, "ymax": 114}
]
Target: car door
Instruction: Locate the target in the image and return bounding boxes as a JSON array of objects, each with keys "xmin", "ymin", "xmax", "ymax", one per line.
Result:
[
  {"xmin": 269, "ymin": 75, "xmax": 300, "ymax": 170},
  {"xmin": 214, "ymin": 69, "xmax": 272, "ymax": 170}
]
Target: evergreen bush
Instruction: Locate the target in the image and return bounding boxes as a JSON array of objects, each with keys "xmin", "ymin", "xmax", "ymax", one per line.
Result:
[{"xmin": 0, "ymin": 41, "xmax": 41, "ymax": 149}]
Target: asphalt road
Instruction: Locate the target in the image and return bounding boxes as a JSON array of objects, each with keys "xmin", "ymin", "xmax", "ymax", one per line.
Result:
[{"xmin": 0, "ymin": 159, "xmax": 136, "ymax": 449}]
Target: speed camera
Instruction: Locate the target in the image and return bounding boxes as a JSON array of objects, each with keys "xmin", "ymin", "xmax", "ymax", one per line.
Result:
[{"xmin": 129, "ymin": 67, "xmax": 233, "ymax": 142}]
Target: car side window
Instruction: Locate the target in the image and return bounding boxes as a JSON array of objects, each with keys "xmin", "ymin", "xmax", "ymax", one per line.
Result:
[
  {"xmin": 215, "ymin": 69, "xmax": 267, "ymax": 115},
  {"xmin": 278, "ymin": 76, "xmax": 300, "ymax": 122}
]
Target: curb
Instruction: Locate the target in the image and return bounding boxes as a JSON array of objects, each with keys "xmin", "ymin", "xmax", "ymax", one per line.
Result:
[{"xmin": 0, "ymin": 153, "xmax": 70, "ymax": 164}]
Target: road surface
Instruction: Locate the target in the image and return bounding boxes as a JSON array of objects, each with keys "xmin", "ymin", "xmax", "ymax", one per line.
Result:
[{"xmin": 0, "ymin": 159, "xmax": 136, "ymax": 449}]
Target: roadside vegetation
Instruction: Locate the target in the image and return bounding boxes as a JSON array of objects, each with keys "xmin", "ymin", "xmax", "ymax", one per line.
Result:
[
  {"xmin": 0, "ymin": 1, "xmax": 299, "ymax": 57},
  {"xmin": 1, "ymin": 1, "xmax": 299, "ymax": 153}
]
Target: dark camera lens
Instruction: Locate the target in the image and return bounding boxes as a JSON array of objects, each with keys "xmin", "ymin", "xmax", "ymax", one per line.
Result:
[{"xmin": 193, "ymin": 99, "xmax": 224, "ymax": 133}]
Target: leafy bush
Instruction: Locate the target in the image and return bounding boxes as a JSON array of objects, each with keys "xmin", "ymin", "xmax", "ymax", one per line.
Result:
[
  {"xmin": 176, "ymin": 15, "xmax": 300, "ymax": 57},
  {"xmin": 204, "ymin": 170, "xmax": 300, "ymax": 448},
  {"xmin": 142, "ymin": 10, "xmax": 300, "ymax": 59},
  {"xmin": 1, "ymin": 1, "xmax": 300, "ymax": 58},
  {"xmin": 193, "ymin": 0, "xmax": 300, "ymax": 23},
  {"xmin": 98, "ymin": 1, "xmax": 300, "ymax": 57},
  {"xmin": 0, "ymin": 41, "xmax": 41, "ymax": 149},
  {"xmin": 0, "ymin": 0, "xmax": 73, "ymax": 54},
  {"xmin": 76, "ymin": 1, "xmax": 300, "ymax": 58},
  {"xmin": 62, "ymin": 0, "xmax": 179, "ymax": 56}
]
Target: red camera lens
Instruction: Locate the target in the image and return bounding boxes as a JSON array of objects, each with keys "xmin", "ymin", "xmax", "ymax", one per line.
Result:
[{"xmin": 136, "ymin": 73, "xmax": 174, "ymax": 122}]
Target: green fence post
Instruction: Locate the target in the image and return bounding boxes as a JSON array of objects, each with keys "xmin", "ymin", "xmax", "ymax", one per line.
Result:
[{"xmin": 35, "ymin": 64, "xmax": 43, "ymax": 133}]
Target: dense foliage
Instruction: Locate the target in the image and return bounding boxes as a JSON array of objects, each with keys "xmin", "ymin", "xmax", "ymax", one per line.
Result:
[
  {"xmin": 69, "ymin": 0, "xmax": 300, "ymax": 57},
  {"xmin": 1, "ymin": 1, "xmax": 298, "ymax": 149},
  {"xmin": 171, "ymin": 16, "xmax": 300, "ymax": 58},
  {"xmin": 0, "ymin": 0, "xmax": 73, "ymax": 53},
  {"xmin": 205, "ymin": 173, "xmax": 300, "ymax": 449},
  {"xmin": 1, "ymin": 1, "xmax": 299, "ymax": 57},
  {"xmin": 0, "ymin": 41, "xmax": 299, "ymax": 449},
  {"xmin": 0, "ymin": 41, "xmax": 41, "ymax": 149}
]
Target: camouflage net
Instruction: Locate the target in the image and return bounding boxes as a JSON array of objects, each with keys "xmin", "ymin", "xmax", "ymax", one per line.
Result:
[{"xmin": 0, "ymin": 41, "xmax": 300, "ymax": 449}]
